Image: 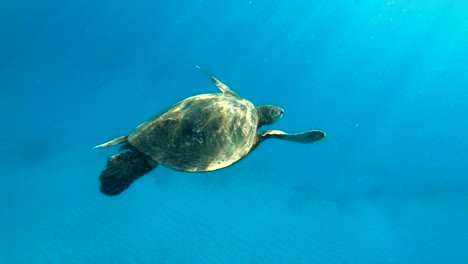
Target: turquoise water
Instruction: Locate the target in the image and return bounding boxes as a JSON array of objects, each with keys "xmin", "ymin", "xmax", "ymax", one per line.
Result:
[{"xmin": 1, "ymin": 0, "xmax": 467, "ymax": 263}]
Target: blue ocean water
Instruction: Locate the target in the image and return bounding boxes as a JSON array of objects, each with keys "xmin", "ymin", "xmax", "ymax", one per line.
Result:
[{"xmin": 1, "ymin": 0, "xmax": 467, "ymax": 263}]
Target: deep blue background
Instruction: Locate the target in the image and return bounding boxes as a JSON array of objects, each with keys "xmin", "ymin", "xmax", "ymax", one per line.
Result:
[{"xmin": 1, "ymin": 0, "xmax": 467, "ymax": 263}]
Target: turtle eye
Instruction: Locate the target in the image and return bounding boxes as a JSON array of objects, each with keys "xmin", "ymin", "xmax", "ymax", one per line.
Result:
[{"xmin": 271, "ymin": 106, "xmax": 284, "ymax": 123}]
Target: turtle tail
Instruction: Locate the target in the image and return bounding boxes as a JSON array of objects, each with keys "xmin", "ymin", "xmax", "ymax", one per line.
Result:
[{"xmin": 99, "ymin": 146, "xmax": 158, "ymax": 196}]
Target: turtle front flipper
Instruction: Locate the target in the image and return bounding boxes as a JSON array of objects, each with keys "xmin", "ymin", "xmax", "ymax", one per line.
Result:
[
  {"xmin": 99, "ymin": 147, "xmax": 158, "ymax": 196},
  {"xmin": 252, "ymin": 129, "xmax": 326, "ymax": 151},
  {"xmin": 261, "ymin": 129, "xmax": 325, "ymax": 143},
  {"xmin": 195, "ymin": 65, "xmax": 240, "ymax": 98}
]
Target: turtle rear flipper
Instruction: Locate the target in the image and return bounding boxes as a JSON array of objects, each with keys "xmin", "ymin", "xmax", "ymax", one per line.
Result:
[
  {"xmin": 99, "ymin": 149, "xmax": 158, "ymax": 196},
  {"xmin": 93, "ymin": 135, "xmax": 128, "ymax": 149}
]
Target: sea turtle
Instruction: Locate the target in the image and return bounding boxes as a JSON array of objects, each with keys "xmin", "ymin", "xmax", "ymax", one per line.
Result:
[{"xmin": 94, "ymin": 66, "xmax": 326, "ymax": 196}]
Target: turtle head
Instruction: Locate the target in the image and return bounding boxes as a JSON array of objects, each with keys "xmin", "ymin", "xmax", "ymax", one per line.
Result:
[{"xmin": 256, "ymin": 105, "xmax": 284, "ymax": 128}]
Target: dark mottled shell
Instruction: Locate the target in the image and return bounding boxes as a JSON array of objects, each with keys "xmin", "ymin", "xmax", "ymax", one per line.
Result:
[{"xmin": 127, "ymin": 94, "xmax": 258, "ymax": 172}]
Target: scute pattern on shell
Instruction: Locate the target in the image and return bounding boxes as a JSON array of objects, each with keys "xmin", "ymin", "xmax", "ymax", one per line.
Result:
[{"xmin": 127, "ymin": 94, "xmax": 258, "ymax": 171}]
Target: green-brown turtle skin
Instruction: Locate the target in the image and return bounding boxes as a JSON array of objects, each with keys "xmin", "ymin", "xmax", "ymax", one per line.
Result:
[{"xmin": 94, "ymin": 66, "xmax": 326, "ymax": 196}]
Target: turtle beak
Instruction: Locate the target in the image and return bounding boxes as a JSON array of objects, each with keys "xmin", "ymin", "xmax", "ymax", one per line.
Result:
[{"xmin": 279, "ymin": 108, "xmax": 284, "ymax": 118}]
